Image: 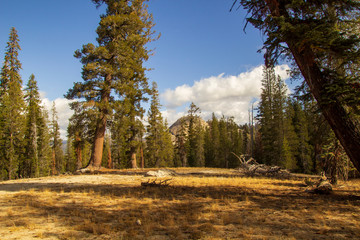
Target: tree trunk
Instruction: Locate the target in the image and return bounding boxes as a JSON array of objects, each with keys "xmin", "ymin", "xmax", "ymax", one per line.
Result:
[
  {"xmin": 86, "ymin": 75, "xmax": 111, "ymax": 170},
  {"xmin": 76, "ymin": 144, "xmax": 82, "ymax": 170},
  {"xmin": 140, "ymin": 146, "xmax": 144, "ymax": 168},
  {"xmin": 287, "ymin": 43, "xmax": 360, "ymax": 172},
  {"xmin": 264, "ymin": 0, "xmax": 360, "ymax": 172},
  {"xmin": 107, "ymin": 145, "xmax": 112, "ymax": 169},
  {"xmin": 52, "ymin": 149, "xmax": 56, "ymax": 175},
  {"xmin": 131, "ymin": 151, "xmax": 137, "ymax": 169},
  {"xmin": 88, "ymin": 112, "xmax": 107, "ymax": 170}
]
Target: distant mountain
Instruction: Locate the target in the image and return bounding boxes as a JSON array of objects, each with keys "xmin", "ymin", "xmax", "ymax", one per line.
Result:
[{"xmin": 169, "ymin": 116, "xmax": 208, "ymax": 141}]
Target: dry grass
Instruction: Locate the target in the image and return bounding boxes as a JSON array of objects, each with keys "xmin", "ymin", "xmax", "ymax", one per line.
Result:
[{"xmin": 0, "ymin": 169, "xmax": 359, "ymax": 239}]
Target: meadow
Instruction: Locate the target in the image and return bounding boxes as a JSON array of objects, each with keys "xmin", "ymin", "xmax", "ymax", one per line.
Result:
[{"xmin": 0, "ymin": 168, "xmax": 359, "ymax": 240}]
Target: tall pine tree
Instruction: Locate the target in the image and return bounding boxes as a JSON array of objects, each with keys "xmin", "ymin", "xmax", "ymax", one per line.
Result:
[
  {"xmin": 233, "ymin": 0, "xmax": 360, "ymax": 172},
  {"xmin": 0, "ymin": 27, "xmax": 26, "ymax": 180},
  {"xmin": 186, "ymin": 102, "xmax": 205, "ymax": 167},
  {"xmin": 66, "ymin": 0, "xmax": 157, "ymax": 170},
  {"xmin": 22, "ymin": 74, "xmax": 51, "ymax": 178},
  {"xmin": 145, "ymin": 82, "xmax": 174, "ymax": 167},
  {"xmin": 50, "ymin": 102, "xmax": 64, "ymax": 175}
]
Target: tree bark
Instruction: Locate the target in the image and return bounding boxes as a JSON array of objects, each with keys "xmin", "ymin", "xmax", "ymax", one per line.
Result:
[
  {"xmin": 107, "ymin": 144, "xmax": 112, "ymax": 169},
  {"xmin": 76, "ymin": 145, "xmax": 82, "ymax": 171},
  {"xmin": 52, "ymin": 149, "xmax": 56, "ymax": 175},
  {"xmin": 265, "ymin": 0, "xmax": 360, "ymax": 172},
  {"xmin": 140, "ymin": 146, "xmax": 144, "ymax": 168},
  {"xmin": 289, "ymin": 44, "xmax": 360, "ymax": 171},
  {"xmin": 131, "ymin": 151, "xmax": 137, "ymax": 169},
  {"xmin": 86, "ymin": 75, "xmax": 111, "ymax": 170}
]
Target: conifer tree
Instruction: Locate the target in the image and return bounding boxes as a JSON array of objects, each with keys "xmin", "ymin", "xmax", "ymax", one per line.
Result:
[
  {"xmin": 145, "ymin": 82, "xmax": 173, "ymax": 167},
  {"xmin": 66, "ymin": 0, "xmax": 157, "ymax": 170},
  {"xmin": 258, "ymin": 65, "xmax": 292, "ymax": 167},
  {"xmin": 123, "ymin": 81, "xmax": 149, "ymax": 169},
  {"xmin": 194, "ymin": 122, "xmax": 205, "ymax": 167},
  {"xmin": 0, "ymin": 27, "xmax": 26, "ymax": 180},
  {"xmin": 218, "ymin": 116, "xmax": 230, "ymax": 168},
  {"xmin": 37, "ymin": 109, "xmax": 52, "ymax": 177},
  {"xmin": 241, "ymin": 124, "xmax": 250, "ymax": 156},
  {"xmin": 233, "ymin": 0, "xmax": 360, "ymax": 171},
  {"xmin": 101, "ymin": 133, "xmax": 112, "ymax": 168},
  {"xmin": 67, "ymin": 102, "xmax": 96, "ymax": 170},
  {"xmin": 64, "ymin": 136, "xmax": 77, "ymax": 172},
  {"xmin": 161, "ymin": 119, "xmax": 175, "ymax": 167},
  {"xmin": 290, "ymin": 100, "xmax": 312, "ymax": 173},
  {"xmin": 205, "ymin": 113, "xmax": 221, "ymax": 167},
  {"xmin": 282, "ymin": 99, "xmax": 299, "ymax": 171},
  {"xmin": 258, "ymin": 66, "xmax": 279, "ymax": 165},
  {"xmin": 227, "ymin": 117, "xmax": 243, "ymax": 168},
  {"xmin": 174, "ymin": 118, "xmax": 188, "ymax": 167},
  {"xmin": 22, "ymin": 74, "xmax": 49, "ymax": 178},
  {"xmin": 111, "ymin": 110, "xmax": 130, "ymax": 168},
  {"xmin": 186, "ymin": 102, "xmax": 205, "ymax": 167},
  {"xmin": 50, "ymin": 102, "xmax": 64, "ymax": 174}
]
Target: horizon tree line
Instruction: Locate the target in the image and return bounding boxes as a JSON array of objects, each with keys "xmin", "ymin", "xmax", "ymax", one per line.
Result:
[
  {"xmin": 0, "ymin": 27, "xmax": 64, "ymax": 180},
  {"xmin": 1, "ymin": 0, "xmax": 359, "ymax": 181}
]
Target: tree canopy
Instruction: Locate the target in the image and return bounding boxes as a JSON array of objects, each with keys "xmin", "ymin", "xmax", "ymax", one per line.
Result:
[
  {"xmin": 232, "ymin": 0, "xmax": 360, "ymax": 172},
  {"xmin": 66, "ymin": 0, "xmax": 157, "ymax": 170}
]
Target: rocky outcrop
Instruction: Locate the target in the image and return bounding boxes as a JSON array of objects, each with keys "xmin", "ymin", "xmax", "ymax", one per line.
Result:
[{"xmin": 144, "ymin": 169, "xmax": 177, "ymax": 177}]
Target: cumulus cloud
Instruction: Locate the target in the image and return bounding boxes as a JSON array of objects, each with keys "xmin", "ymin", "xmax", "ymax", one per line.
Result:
[
  {"xmin": 40, "ymin": 94, "xmax": 74, "ymax": 140},
  {"xmin": 161, "ymin": 64, "xmax": 290, "ymax": 125}
]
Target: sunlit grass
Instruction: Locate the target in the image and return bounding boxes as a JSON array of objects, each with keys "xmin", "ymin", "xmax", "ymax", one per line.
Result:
[{"xmin": 0, "ymin": 168, "xmax": 359, "ymax": 239}]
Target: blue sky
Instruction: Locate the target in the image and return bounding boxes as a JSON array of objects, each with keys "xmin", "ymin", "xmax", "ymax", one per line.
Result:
[{"xmin": 0, "ymin": 0, "xmax": 291, "ymax": 137}]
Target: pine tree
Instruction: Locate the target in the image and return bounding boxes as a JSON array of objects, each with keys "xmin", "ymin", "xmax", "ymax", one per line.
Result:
[
  {"xmin": 101, "ymin": 133, "xmax": 112, "ymax": 168},
  {"xmin": 282, "ymin": 99, "xmax": 298, "ymax": 171},
  {"xmin": 186, "ymin": 102, "xmax": 205, "ymax": 167},
  {"xmin": 161, "ymin": 119, "xmax": 175, "ymax": 167},
  {"xmin": 124, "ymin": 82, "xmax": 149, "ymax": 169},
  {"xmin": 111, "ymin": 110, "xmax": 130, "ymax": 168},
  {"xmin": 174, "ymin": 118, "xmax": 188, "ymax": 167},
  {"xmin": 290, "ymin": 99, "xmax": 312, "ymax": 173},
  {"xmin": 273, "ymin": 74, "xmax": 290, "ymax": 166},
  {"xmin": 194, "ymin": 122, "xmax": 205, "ymax": 167},
  {"xmin": 241, "ymin": 124, "xmax": 250, "ymax": 157},
  {"xmin": 258, "ymin": 65, "xmax": 292, "ymax": 167},
  {"xmin": 22, "ymin": 74, "xmax": 49, "ymax": 178},
  {"xmin": 66, "ymin": 0, "xmax": 157, "ymax": 170},
  {"xmin": 145, "ymin": 82, "xmax": 173, "ymax": 167},
  {"xmin": 37, "ymin": 109, "xmax": 52, "ymax": 177},
  {"xmin": 67, "ymin": 101, "xmax": 96, "ymax": 170},
  {"xmin": 233, "ymin": 0, "xmax": 360, "ymax": 172},
  {"xmin": 205, "ymin": 113, "xmax": 221, "ymax": 167},
  {"xmin": 50, "ymin": 102, "xmax": 64, "ymax": 174},
  {"xmin": 0, "ymin": 27, "xmax": 26, "ymax": 180},
  {"xmin": 64, "ymin": 136, "xmax": 77, "ymax": 172},
  {"xmin": 258, "ymin": 66, "xmax": 278, "ymax": 165},
  {"xmin": 227, "ymin": 117, "xmax": 243, "ymax": 168}
]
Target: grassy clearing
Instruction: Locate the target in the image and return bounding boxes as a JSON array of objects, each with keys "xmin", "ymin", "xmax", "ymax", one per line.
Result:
[{"xmin": 0, "ymin": 169, "xmax": 359, "ymax": 239}]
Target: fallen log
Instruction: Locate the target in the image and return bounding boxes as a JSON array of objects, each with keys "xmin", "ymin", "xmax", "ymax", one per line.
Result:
[{"xmin": 232, "ymin": 152, "xmax": 288, "ymax": 177}]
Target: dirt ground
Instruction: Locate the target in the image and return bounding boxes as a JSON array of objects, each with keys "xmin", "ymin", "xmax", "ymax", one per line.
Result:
[{"xmin": 0, "ymin": 168, "xmax": 359, "ymax": 240}]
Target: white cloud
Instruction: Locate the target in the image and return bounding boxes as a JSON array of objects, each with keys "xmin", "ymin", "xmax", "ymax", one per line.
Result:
[
  {"xmin": 41, "ymin": 96, "xmax": 74, "ymax": 140},
  {"xmin": 161, "ymin": 64, "xmax": 290, "ymax": 125},
  {"xmin": 161, "ymin": 109, "xmax": 186, "ymax": 126},
  {"xmin": 36, "ymin": 64, "xmax": 290, "ymax": 138}
]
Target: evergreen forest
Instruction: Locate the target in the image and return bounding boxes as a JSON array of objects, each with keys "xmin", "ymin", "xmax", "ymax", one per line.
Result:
[{"xmin": 0, "ymin": 0, "xmax": 359, "ymax": 182}]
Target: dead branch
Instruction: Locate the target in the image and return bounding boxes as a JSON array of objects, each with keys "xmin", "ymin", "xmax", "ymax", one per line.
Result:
[
  {"xmin": 233, "ymin": 152, "xmax": 288, "ymax": 177},
  {"xmin": 231, "ymin": 152, "xmax": 246, "ymax": 164}
]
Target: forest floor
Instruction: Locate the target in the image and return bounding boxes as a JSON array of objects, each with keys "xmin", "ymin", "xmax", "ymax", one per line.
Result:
[{"xmin": 0, "ymin": 168, "xmax": 359, "ymax": 240}]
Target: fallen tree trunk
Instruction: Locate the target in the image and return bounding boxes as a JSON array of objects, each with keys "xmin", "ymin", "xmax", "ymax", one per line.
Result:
[{"xmin": 232, "ymin": 152, "xmax": 289, "ymax": 177}]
